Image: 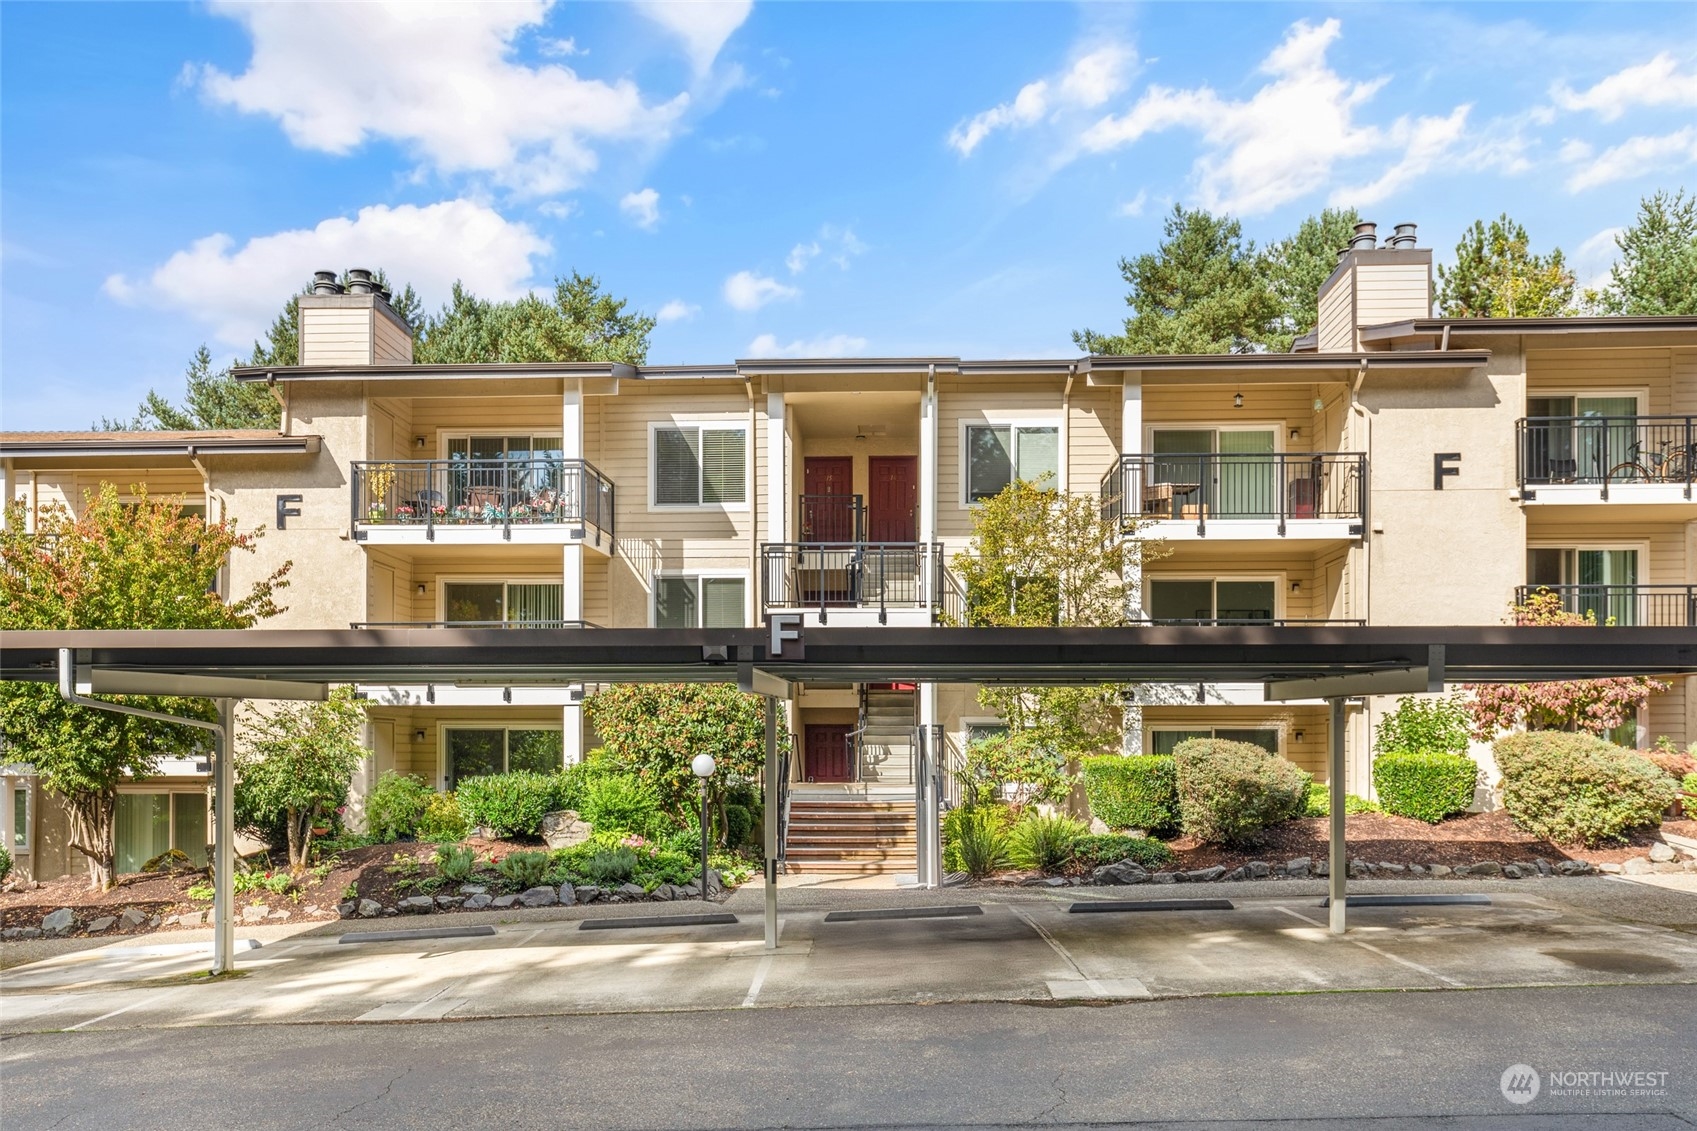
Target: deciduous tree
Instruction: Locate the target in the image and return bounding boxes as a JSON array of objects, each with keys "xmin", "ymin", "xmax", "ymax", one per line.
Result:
[
  {"xmin": 234, "ymin": 688, "xmax": 367, "ymax": 872},
  {"xmin": 1437, "ymin": 214, "xmax": 1575, "ymax": 317},
  {"xmin": 0, "ymin": 486, "xmax": 289, "ymax": 888}
]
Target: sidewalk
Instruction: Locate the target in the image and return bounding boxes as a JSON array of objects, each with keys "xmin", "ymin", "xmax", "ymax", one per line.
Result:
[{"xmin": 4, "ymin": 874, "xmax": 1696, "ymax": 1034}]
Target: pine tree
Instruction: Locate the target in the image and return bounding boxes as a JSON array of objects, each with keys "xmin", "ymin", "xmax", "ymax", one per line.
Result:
[
  {"xmin": 1437, "ymin": 214, "xmax": 1575, "ymax": 317},
  {"xmin": 1599, "ymin": 189, "xmax": 1697, "ymax": 315},
  {"xmin": 1262, "ymin": 207, "xmax": 1363, "ymax": 350}
]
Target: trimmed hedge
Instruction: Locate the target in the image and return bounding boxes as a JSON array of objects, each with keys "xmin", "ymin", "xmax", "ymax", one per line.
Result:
[
  {"xmin": 1081, "ymin": 755, "xmax": 1178, "ymax": 833},
  {"xmin": 1174, "ymin": 738, "xmax": 1311, "ymax": 847},
  {"xmin": 455, "ymin": 771, "xmax": 567, "ymax": 838},
  {"xmin": 1072, "ymin": 833, "xmax": 1174, "ymax": 871},
  {"xmin": 1304, "ymin": 783, "xmax": 1381, "ymax": 817},
  {"xmin": 1494, "ymin": 732, "xmax": 1677, "ymax": 846},
  {"xmin": 365, "ymin": 771, "xmax": 434, "ymax": 842},
  {"xmin": 1373, "ymin": 752, "xmax": 1478, "ymax": 824}
]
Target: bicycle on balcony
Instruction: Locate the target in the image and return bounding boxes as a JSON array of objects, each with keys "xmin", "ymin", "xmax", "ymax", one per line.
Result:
[{"xmin": 1608, "ymin": 437, "xmax": 1696, "ymax": 484}]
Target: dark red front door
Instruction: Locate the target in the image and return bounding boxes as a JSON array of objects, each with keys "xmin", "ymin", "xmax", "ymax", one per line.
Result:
[
  {"xmin": 868, "ymin": 456, "xmax": 918, "ymax": 542},
  {"xmin": 803, "ymin": 457, "xmax": 855, "ymax": 542},
  {"xmin": 806, "ymin": 724, "xmax": 854, "ymax": 782}
]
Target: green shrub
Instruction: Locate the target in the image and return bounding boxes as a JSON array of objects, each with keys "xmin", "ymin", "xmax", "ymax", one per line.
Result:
[
  {"xmin": 581, "ymin": 846, "xmax": 638, "ymax": 885},
  {"xmin": 0, "ymin": 844, "xmax": 12, "ymax": 885},
  {"xmin": 364, "ymin": 771, "xmax": 434, "ymax": 842},
  {"xmin": 1684, "ymin": 771, "xmax": 1697, "ymax": 799},
  {"xmin": 417, "ymin": 792, "xmax": 468, "ymax": 842},
  {"xmin": 1494, "ymin": 732, "xmax": 1677, "ymax": 846},
  {"xmin": 724, "ymin": 803, "xmax": 754, "ymax": 849},
  {"xmin": 1374, "ymin": 695, "xmax": 1471, "ymax": 757},
  {"xmin": 433, "ymin": 844, "xmax": 478, "ymax": 883},
  {"xmin": 455, "ymin": 772, "xmax": 565, "ymax": 838},
  {"xmin": 943, "ymin": 805, "xmax": 1012, "ymax": 877},
  {"xmin": 580, "ymin": 772, "xmax": 664, "ymax": 839},
  {"xmin": 955, "ymin": 732, "xmax": 1076, "ymax": 809},
  {"xmin": 1303, "ymin": 783, "xmax": 1381, "ymax": 817},
  {"xmin": 1373, "ymin": 752, "xmax": 1478, "ymax": 823},
  {"xmin": 1072, "ymin": 834, "xmax": 1173, "ymax": 871},
  {"xmin": 496, "ymin": 850, "xmax": 551, "ymax": 889},
  {"xmin": 1174, "ymin": 738, "xmax": 1311, "ymax": 847},
  {"xmin": 1007, "ymin": 812, "xmax": 1088, "ymax": 874},
  {"xmin": 557, "ymin": 753, "xmax": 621, "ymax": 813},
  {"xmin": 1080, "ymin": 755, "xmax": 1178, "ymax": 833}
]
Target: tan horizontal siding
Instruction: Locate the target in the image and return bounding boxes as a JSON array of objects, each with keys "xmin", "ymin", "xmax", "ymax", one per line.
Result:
[
  {"xmin": 1527, "ymin": 348, "xmax": 1673, "ymax": 414},
  {"xmin": 1354, "ymin": 261, "xmax": 1431, "ymax": 326},
  {"xmin": 410, "ymin": 396, "xmax": 566, "ymax": 454},
  {"xmin": 374, "ymin": 313, "xmax": 413, "ymax": 365},
  {"xmin": 1317, "ymin": 272, "xmax": 1354, "ymax": 351},
  {"xmin": 299, "ymin": 308, "xmax": 372, "ymax": 366},
  {"xmin": 1069, "ymin": 384, "xmax": 1119, "ymax": 490},
  {"xmin": 1523, "ymin": 515, "xmax": 1686, "ymax": 585},
  {"xmin": 1146, "ymin": 546, "xmax": 1324, "ymax": 620},
  {"xmin": 369, "ymin": 707, "xmax": 566, "ymax": 783},
  {"xmin": 1672, "ymin": 348, "xmax": 1697, "ymax": 415}
]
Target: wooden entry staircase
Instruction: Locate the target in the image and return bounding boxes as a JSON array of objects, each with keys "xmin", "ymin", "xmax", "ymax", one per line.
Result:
[{"xmin": 783, "ymin": 796, "xmax": 917, "ymax": 875}]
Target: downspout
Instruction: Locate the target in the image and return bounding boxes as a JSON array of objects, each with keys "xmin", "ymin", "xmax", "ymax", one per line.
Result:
[
  {"xmin": 747, "ymin": 378, "xmax": 758, "ymax": 621},
  {"xmin": 57, "ymin": 649, "xmax": 236, "ymax": 974},
  {"xmin": 1061, "ymin": 363, "xmax": 1075, "ymax": 493},
  {"xmin": 1349, "ymin": 357, "xmax": 1372, "ymax": 797}
]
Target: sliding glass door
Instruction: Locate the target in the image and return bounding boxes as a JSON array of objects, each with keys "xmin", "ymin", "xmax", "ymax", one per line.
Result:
[{"xmin": 1151, "ymin": 429, "xmax": 1277, "ymax": 517}]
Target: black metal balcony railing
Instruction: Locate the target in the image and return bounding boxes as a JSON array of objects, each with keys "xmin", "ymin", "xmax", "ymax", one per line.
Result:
[
  {"xmin": 799, "ymin": 494, "xmax": 864, "ymax": 542},
  {"xmin": 351, "ymin": 458, "xmax": 614, "ymax": 542},
  {"xmin": 1142, "ymin": 617, "xmax": 1368, "ymax": 627},
  {"xmin": 760, "ymin": 543, "xmax": 944, "ymax": 624},
  {"xmin": 1516, "ymin": 416, "xmax": 1695, "ymax": 498},
  {"xmin": 348, "ymin": 620, "xmax": 602, "ymax": 630},
  {"xmin": 1513, "ymin": 585, "xmax": 1697, "ymax": 627},
  {"xmin": 1100, "ymin": 452, "xmax": 1367, "ymax": 536}
]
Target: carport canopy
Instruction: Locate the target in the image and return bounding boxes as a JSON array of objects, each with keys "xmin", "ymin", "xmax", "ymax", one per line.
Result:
[{"xmin": 4, "ymin": 624, "xmax": 1693, "ymax": 966}]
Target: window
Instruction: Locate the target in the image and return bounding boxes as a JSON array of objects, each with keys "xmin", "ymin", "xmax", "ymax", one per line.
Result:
[
  {"xmin": 966, "ymin": 424, "xmax": 1059, "ymax": 500},
  {"xmin": 115, "ymin": 791, "xmax": 207, "ymax": 875},
  {"xmin": 445, "ymin": 727, "xmax": 564, "ymax": 787},
  {"xmin": 1150, "ymin": 428, "xmax": 1277, "ymax": 518},
  {"xmin": 1524, "ymin": 395, "xmax": 1644, "ymax": 481},
  {"xmin": 654, "ymin": 425, "xmax": 747, "ymax": 506},
  {"xmin": 964, "ymin": 722, "xmax": 1009, "ymax": 747},
  {"xmin": 655, "ymin": 575, "xmax": 746, "ymax": 628},
  {"xmin": 10, "ymin": 784, "xmax": 28, "ymax": 851},
  {"xmin": 1526, "ymin": 548, "xmax": 1639, "ymax": 625},
  {"xmin": 446, "ymin": 435, "xmax": 564, "ymax": 462},
  {"xmin": 1148, "ymin": 579, "xmax": 1276, "ymax": 624},
  {"xmin": 442, "ymin": 581, "xmax": 564, "ymax": 626},
  {"xmin": 1150, "ymin": 728, "xmax": 1280, "ymax": 755}
]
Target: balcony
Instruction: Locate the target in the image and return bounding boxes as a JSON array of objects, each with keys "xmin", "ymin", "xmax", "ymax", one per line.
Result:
[
  {"xmin": 350, "ymin": 458, "xmax": 614, "ymax": 546},
  {"xmin": 348, "ymin": 620, "xmax": 601, "ymax": 629},
  {"xmin": 1517, "ymin": 416, "xmax": 1696, "ymax": 503},
  {"xmin": 760, "ymin": 542, "xmax": 945, "ymax": 625},
  {"xmin": 1101, "ymin": 452, "xmax": 1366, "ymax": 540},
  {"xmin": 1514, "ymin": 585, "xmax": 1697, "ymax": 627}
]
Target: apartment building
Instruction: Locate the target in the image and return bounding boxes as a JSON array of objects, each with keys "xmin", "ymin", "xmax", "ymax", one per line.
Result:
[{"xmin": 5, "ymin": 225, "xmax": 1695, "ymax": 879}]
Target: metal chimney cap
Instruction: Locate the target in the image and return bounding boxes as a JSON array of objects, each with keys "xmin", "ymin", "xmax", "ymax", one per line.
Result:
[
  {"xmin": 1388, "ymin": 222, "xmax": 1419, "ymax": 249},
  {"xmin": 1349, "ymin": 221, "xmax": 1378, "ymax": 250},
  {"xmin": 311, "ymin": 270, "xmax": 343, "ymax": 296},
  {"xmin": 345, "ymin": 268, "xmax": 375, "ymax": 295}
]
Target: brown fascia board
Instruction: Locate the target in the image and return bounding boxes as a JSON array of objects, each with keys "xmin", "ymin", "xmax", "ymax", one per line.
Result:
[
  {"xmin": 1360, "ymin": 315, "xmax": 1697, "ymax": 343},
  {"xmin": 231, "ymin": 362, "xmax": 638, "ymax": 383},
  {"xmin": 0, "ymin": 432, "xmax": 321, "ymax": 458},
  {"xmin": 732, "ymin": 357, "xmax": 963, "ymax": 376},
  {"xmin": 1086, "ymin": 350, "xmax": 1488, "ymax": 372}
]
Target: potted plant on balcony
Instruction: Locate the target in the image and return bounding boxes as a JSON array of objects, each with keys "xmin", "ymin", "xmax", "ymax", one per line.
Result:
[
  {"xmin": 394, "ymin": 504, "xmax": 416, "ymax": 524},
  {"xmin": 365, "ymin": 463, "xmax": 397, "ymax": 522}
]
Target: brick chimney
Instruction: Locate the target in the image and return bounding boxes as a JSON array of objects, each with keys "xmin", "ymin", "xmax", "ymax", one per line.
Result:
[
  {"xmin": 297, "ymin": 268, "xmax": 413, "ymax": 366},
  {"xmin": 1314, "ymin": 222, "xmax": 1432, "ymax": 352}
]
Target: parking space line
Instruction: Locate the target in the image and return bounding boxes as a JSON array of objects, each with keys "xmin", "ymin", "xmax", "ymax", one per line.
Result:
[
  {"xmin": 739, "ymin": 917, "xmax": 786, "ymax": 1008},
  {"xmin": 1006, "ymin": 904, "xmax": 1106, "ymax": 997},
  {"xmin": 1274, "ymin": 905, "xmax": 1466, "ymax": 988},
  {"xmin": 64, "ymin": 988, "xmax": 179, "ymax": 1032}
]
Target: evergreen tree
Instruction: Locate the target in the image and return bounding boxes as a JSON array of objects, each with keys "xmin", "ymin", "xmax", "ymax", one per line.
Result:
[
  {"xmin": 1073, "ymin": 205, "xmax": 1281, "ymax": 355},
  {"xmin": 1437, "ymin": 214, "xmax": 1575, "ymax": 317},
  {"xmin": 415, "ymin": 272, "xmax": 654, "ymax": 365},
  {"xmin": 1598, "ymin": 189, "xmax": 1697, "ymax": 315},
  {"xmin": 1262, "ymin": 207, "xmax": 1364, "ymax": 350}
]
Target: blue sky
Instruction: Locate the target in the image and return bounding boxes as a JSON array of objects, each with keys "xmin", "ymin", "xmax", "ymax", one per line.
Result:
[{"xmin": 3, "ymin": 1, "xmax": 1695, "ymax": 430}]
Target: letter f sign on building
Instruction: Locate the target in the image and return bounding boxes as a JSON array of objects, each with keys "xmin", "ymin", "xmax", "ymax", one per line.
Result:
[{"xmin": 769, "ymin": 613, "xmax": 803, "ymax": 658}]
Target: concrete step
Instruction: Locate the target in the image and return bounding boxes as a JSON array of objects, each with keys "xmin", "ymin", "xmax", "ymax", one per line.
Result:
[
  {"xmin": 785, "ymin": 846, "xmax": 919, "ymax": 862},
  {"xmin": 783, "ymin": 859, "xmax": 917, "ymax": 875}
]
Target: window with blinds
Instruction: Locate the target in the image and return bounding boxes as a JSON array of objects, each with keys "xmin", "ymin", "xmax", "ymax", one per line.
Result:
[
  {"xmin": 655, "ymin": 575, "xmax": 746, "ymax": 628},
  {"xmin": 442, "ymin": 581, "xmax": 564, "ymax": 626},
  {"xmin": 654, "ymin": 425, "xmax": 746, "ymax": 505},
  {"xmin": 966, "ymin": 425, "xmax": 1059, "ymax": 500}
]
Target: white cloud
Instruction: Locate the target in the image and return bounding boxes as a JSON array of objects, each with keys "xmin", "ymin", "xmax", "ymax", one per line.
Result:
[
  {"xmin": 537, "ymin": 200, "xmax": 579, "ymax": 220},
  {"xmin": 1331, "ymin": 105, "xmax": 1470, "ymax": 207},
  {"xmin": 194, "ymin": 1, "xmax": 690, "ymax": 197},
  {"xmin": 723, "ymin": 270, "xmax": 800, "ymax": 311},
  {"xmin": 949, "ymin": 44, "xmax": 1134, "ymax": 156},
  {"xmin": 745, "ymin": 332, "xmax": 869, "ymax": 358},
  {"xmin": 633, "ymin": 0, "xmax": 752, "ymax": 74},
  {"xmin": 655, "ymin": 299, "xmax": 700, "ymax": 323},
  {"xmin": 1550, "ymin": 53, "xmax": 1697, "ymax": 121},
  {"xmin": 1080, "ymin": 19, "xmax": 1470, "ymax": 215},
  {"xmin": 1575, "ymin": 226, "xmax": 1625, "ymax": 291},
  {"xmin": 786, "ymin": 224, "xmax": 866, "ymax": 274},
  {"xmin": 1117, "ymin": 190, "xmax": 1148, "ymax": 217},
  {"xmin": 103, "ymin": 200, "xmax": 547, "ymax": 347},
  {"xmin": 619, "ymin": 187, "xmax": 661, "ymax": 229},
  {"xmin": 1565, "ymin": 127, "xmax": 1697, "ymax": 191}
]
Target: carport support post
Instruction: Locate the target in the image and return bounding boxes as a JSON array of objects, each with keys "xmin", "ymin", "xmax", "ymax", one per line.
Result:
[
  {"xmin": 762, "ymin": 694, "xmax": 779, "ymax": 951},
  {"xmin": 213, "ymin": 697, "xmax": 236, "ymax": 973},
  {"xmin": 1327, "ymin": 695, "xmax": 1347, "ymax": 936}
]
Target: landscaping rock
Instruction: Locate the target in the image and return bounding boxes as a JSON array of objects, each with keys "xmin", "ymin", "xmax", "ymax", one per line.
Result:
[
  {"xmin": 1186, "ymin": 866, "xmax": 1227, "ymax": 883},
  {"xmin": 434, "ymin": 895, "xmax": 463, "ymax": 908},
  {"xmin": 557, "ymin": 883, "xmax": 576, "ymax": 907},
  {"xmin": 338, "ymin": 901, "xmax": 358, "ymax": 919},
  {"xmin": 1652, "ymin": 862, "xmax": 1683, "ymax": 874},
  {"xmin": 1283, "ymin": 857, "xmax": 1311, "ymax": 879},
  {"xmin": 1598, "ymin": 862, "xmax": 1623, "ymax": 874},
  {"xmin": 1247, "ymin": 861, "xmax": 1271, "ymax": 879},
  {"xmin": 1649, "ymin": 842, "xmax": 1676, "ymax": 863},
  {"xmin": 241, "ymin": 905, "xmax": 268, "ymax": 923},
  {"xmin": 267, "ymin": 909, "xmax": 290, "ymax": 920},
  {"xmin": 1622, "ymin": 857, "xmax": 1652, "ymax": 876},
  {"xmin": 518, "ymin": 886, "xmax": 558, "ymax": 908},
  {"xmin": 541, "ymin": 809, "xmax": 594, "ymax": 850},
  {"xmin": 1221, "ymin": 866, "xmax": 1247, "ymax": 882},
  {"xmin": 1314, "ymin": 859, "xmax": 1329, "ymax": 877},
  {"xmin": 1088, "ymin": 817, "xmax": 1111, "ymax": 835},
  {"xmin": 399, "ymin": 896, "xmax": 435, "ymax": 913},
  {"xmin": 706, "ymin": 869, "xmax": 725, "ymax": 895},
  {"xmin": 1534, "ymin": 858, "xmax": 1553, "ymax": 876},
  {"xmin": 0, "ymin": 928, "xmax": 17, "ymax": 939},
  {"xmin": 463, "ymin": 894, "xmax": 493, "ymax": 910},
  {"xmin": 120, "ymin": 908, "xmax": 148, "ymax": 929},
  {"xmin": 616, "ymin": 883, "xmax": 646, "ymax": 899},
  {"xmin": 41, "ymin": 908, "xmax": 74, "ymax": 934},
  {"xmin": 1092, "ymin": 861, "xmax": 1150, "ymax": 885},
  {"xmin": 1151, "ymin": 872, "xmax": 1177, "ymax": 884},
  {"xmin": 458, "ymin": 884, "xmax": 489, "ymax": 896},
  {"xmin": 88, "ymin": 916, "xmax": 117, "ymax": 933},
  {"xmin": 1470, "ymin": 861, "xmax": 1503, "ymax": 877},
  {"xmin": 1408, "ymin": 864, "xmax": 1427, "ymax": 876},
  {"xmin": 575, "ymin": 885, "xmax": 602, "ymax": 904},
  {"xmin": 357, "ymin": 898, "xmax": 382, "ymax": 918},
  {"xmin": 491, "ymin": 894, "xmax": 520, "ymax": 909},
  {"xmin": 1555, "ymin": 859, "xmax": 1594, "ymax": 876},
  {"xmin": 1500, "ymin": 865, "xmax": 1523, "ymax": 879},
  {"xmin": 1378, "ymin": 863, "xmax": 1405, "ymax": 874},
  {"xmin": 16, "ymin": 927, "xmax": 41, "ymax": 939},
  {"xmin": 147, "ymin": 915, "xmax": 161, "ymax": 929},
  {"xmin": 651, "ymin": 883, "xmax": 676, "ymax": 900}
]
